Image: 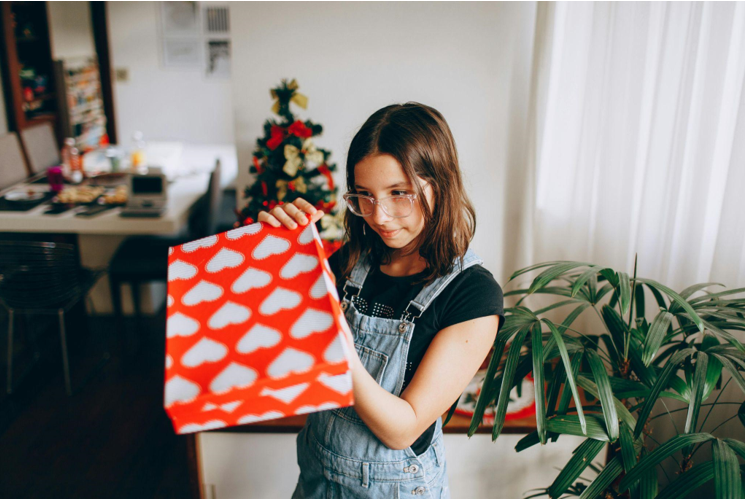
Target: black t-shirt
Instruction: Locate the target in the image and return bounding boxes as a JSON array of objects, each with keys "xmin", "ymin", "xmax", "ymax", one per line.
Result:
[{"xmin": 327, "ymin": 247, "xmax": 505, "ymax": 455}]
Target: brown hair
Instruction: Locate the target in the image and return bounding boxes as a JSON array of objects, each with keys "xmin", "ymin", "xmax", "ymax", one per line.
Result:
[{"xmin": 338, "ymin": 102, "xmax": 476, "ymax": 287}]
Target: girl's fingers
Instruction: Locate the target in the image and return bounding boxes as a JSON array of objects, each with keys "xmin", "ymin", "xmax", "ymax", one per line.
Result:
[
  {"xmin": 293, "ymin": 198, "xmax": 318, "ymax": 217},
  {"xmin": 284, "ymin": 202, "xmax": 309, "ymax": 225},
  {"xmin": 257, "ymin": 210, "xmax": 281, "ymax": 228},
  {"xmin": 270, "ymin": 206, "xmax": 298, "ymax": 229}
]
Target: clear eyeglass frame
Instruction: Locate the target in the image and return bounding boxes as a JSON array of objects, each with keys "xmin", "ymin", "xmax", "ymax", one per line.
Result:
[{"xmin": 342, "ymin": 192, "xmax": 418, "ymax": 218}]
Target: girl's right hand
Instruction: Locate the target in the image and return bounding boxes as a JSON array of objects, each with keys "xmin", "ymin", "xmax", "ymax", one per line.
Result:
[{"xmin": 256, "ymin": 198, "xmax": 325, "ymax": 230}]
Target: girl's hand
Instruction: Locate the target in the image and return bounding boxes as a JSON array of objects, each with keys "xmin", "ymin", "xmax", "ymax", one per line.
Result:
[{"xmin": 256, "ymin": 198, "xmax": 325, "ymax": 230}]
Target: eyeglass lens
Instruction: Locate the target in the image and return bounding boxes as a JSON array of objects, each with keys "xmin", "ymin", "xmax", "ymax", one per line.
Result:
[{"xmin": 347, "ymin": 196, "xmax": 413, "ymax": 217}]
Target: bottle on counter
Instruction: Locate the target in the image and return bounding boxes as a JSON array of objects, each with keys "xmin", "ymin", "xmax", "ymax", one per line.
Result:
[
  {"xmin": 68, "ymin": 140, "xmax": 84, "ymax": 184},
  {"xmin": 60, "ymin": 137, "xmax": 75, "ymax": 176},
  {"xmin": 130, "ymin": 131, "xmax": 147, "ymax": 174}
]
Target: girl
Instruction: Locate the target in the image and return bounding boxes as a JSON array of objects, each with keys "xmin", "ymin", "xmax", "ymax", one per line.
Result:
[{"xmin": 257, "ymin": 102, "xmax": 505, "ymax": 499}]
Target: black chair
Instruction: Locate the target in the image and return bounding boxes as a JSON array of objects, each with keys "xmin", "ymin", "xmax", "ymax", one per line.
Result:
[
  {"xmin": 0, "ymin": 241, "xmax": 109, "ymax": 396},
  {"xmin": 108, "ymin": 160, "xmax": 223, "ymax": 351}
]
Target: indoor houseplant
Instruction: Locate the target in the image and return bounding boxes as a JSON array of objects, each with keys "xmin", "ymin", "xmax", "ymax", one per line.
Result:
[{"xmin": 448, "ymin": 257, "xmax": 745, "ymax": 498}]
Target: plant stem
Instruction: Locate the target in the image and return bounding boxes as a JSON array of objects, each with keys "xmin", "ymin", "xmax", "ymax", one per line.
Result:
[
  {"xmin": 648, "ymin": 402, "xmax": 742, "ymax": 421},
  {"xmin": 660, "ymin": 399, "xmax": 681, "ymax": 435},
  {"xmin": 697, "ymin": 377, "xmax": 732, "ymax": 433}
]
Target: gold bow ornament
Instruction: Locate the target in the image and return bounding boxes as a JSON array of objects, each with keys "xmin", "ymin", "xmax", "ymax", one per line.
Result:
[
  {"xmin": 270, "ymin": 78, "xmax": 308, "ymax": 115},
  {"xmin": 283, "ymin": 138, "xmax": 325, "ymax": 176}
]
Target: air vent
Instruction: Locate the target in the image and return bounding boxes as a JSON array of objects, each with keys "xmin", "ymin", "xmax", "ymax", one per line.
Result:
[{"xmin": 205, "ymin": 5, "xmax": 229, "ymax": 34}]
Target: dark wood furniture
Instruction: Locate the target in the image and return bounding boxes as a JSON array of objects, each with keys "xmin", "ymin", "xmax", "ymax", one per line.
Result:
[{"xmin": 0, "ymin": 1, "xmax": 59, "ymax": 173}]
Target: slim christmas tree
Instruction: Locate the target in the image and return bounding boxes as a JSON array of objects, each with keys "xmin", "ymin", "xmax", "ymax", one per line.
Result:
[{"xmin": 237, "ymin": 79, "xmax": 344, "ymax": 246}]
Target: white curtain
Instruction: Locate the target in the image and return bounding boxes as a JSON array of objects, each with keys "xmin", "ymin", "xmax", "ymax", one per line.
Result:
[{"xmin": 513, "ymin": 1, "xmax": 744, "ymax": 292}]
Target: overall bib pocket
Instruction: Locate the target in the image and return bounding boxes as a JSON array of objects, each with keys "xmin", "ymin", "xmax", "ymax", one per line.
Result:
[{"xmin": 331, "ymin": 343, "xmax": 388, "ymax": 425}]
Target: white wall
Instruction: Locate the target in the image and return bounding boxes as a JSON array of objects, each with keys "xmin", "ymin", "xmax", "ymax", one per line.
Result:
[
  {"xmin": 230, "ymin": 2, "xmax": 537, "ymax": 281},
  {"xmin": 47, "ymin": 1, "xmax": 96, "ymax": 61},
  {"xmin": 108, "ymin": 1, "xmax": 234, "ymax": 146}
]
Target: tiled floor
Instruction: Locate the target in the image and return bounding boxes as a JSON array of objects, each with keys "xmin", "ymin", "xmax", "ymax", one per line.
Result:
[{"xmin": 0, "ymin": 306, "xmax": 192, "ymax": 498}]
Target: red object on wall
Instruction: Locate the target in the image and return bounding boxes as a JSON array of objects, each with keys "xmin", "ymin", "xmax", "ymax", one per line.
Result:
[{"xmin": 164, "ymin": 222, "xmax": 354, "ymax": 434}]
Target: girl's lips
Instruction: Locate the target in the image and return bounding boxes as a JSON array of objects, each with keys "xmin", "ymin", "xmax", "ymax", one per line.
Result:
[{"xmin": 379, "ymin": 228, "xmax": 400, "ymax": 238}]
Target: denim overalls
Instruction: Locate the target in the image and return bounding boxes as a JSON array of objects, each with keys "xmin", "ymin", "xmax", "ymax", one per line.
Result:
[{"xmin": 292, "ymin": 247, "xmax": 484, "ymax": 499}]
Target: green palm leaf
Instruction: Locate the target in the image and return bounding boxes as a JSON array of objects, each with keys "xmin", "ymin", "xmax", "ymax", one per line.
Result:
[
  {"xmin": 578, "ymin": 455, "xmax": 623, "ymax": 499},
  {"xmin": 546, "ymin": 414, "xmax": 609, "ymax": 441},
  {"xmin": 543, "ymin": 319, "xmax": 586, "ymax": 434},
  {"xmin": 467, "ymin": 332, "xmax": 509, "ymax": 436},
  {"xmin": 618, "ymin": 271, "xmax": 632, "ymax": 317},
  {"xmin": 636, "ymin": 278, "xmax": 704, "ymax": 333},
  {"xmin": 618, "ymin": 433, "xmax": 715, "ymax": 492},
  {"xmin": 713, "ymin": 438, "xmax": 743, "ymax": 499},
  {"xmin": 684, "ymin": 351, "xmax": 708, "ymax": 434},
  {"xmin": 492, "ymin": 326, "xmax": 531, "ymax": 441},
  {"xmin": 531, "ymin": 322, "xmax": 547, "ymax": 444},
  {"xmin": 655, "ymin": 461, "xmax": 714, "ymax": 499},
  {"xmin": 528, "ymin": 262, "xmax": 597, "ymax": 295},
  {"xmin": 641, "ymin": 310, "xmax": 675, "ymax": 366},
  {"xmin": 633, "ymin": 348, "xmax": 696, "ymax": 438},
  {"xmin": 587, "ymin": 349, "xmax": 619, "ymax": 441},
  {"xmin": 546, "ymin": 438, "xmax": 607, "ymax": 498}
]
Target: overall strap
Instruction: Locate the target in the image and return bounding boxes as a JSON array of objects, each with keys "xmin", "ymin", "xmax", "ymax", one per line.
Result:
[
  {"xmin": 400, "ymin": 247, "xmax": 483, "ymax": 323},
  {"xmin": 340, "ymin": 250, "xmax": 372, "ymax": 308}
]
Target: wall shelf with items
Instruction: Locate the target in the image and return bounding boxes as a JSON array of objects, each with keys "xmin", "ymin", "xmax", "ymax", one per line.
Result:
[
  {"xmin": 54, "ymin": 58, "xmax": 108, "ymax": 151},
  {"xmin": 0, "ymin": 1, "xmax": 60, "ymax": 150}
]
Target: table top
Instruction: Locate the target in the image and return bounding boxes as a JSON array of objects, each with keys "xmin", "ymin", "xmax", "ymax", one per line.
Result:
[
  {"xmin": 0, "ymin": 143, "xmax": 236, "ymax": 236},
  {"xmin": 214, "ymin": 411, "xmax": 536, "ymax": 435}
]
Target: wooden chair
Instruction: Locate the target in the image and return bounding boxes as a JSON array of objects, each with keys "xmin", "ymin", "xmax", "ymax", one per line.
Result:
[
  {"xmin": 0, "ymin": 132, "xmax": 30, "ymax": 190},
  {"xmin": 20, "ymin": 122, "xmax": 60, "ymax": 174}
]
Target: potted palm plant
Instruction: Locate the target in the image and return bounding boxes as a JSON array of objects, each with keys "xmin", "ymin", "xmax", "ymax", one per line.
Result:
[{"xmin": 446, "ymin": 256, "xmax": 744, "ymax": 498}]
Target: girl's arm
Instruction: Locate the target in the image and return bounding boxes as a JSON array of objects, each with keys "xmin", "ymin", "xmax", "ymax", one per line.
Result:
[{"xmin": 349, "ymin": 315, "xmax": 499, "ymax": 450}]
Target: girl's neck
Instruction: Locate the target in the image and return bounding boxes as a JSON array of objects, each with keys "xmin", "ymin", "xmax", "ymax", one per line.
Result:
[{"xmin": 379, "ymin": 249, "xmax": 427, "ymax": 277}]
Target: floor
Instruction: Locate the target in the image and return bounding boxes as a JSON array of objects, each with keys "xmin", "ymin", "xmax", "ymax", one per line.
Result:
[{"xmin": 0, "ymin": 305, "xmax": 192, "ymax": 498}]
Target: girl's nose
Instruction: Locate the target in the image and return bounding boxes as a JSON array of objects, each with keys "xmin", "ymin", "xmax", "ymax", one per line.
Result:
[{"xmin": 370, "ymin": 202, "xmax": 391, "ymax": 225}]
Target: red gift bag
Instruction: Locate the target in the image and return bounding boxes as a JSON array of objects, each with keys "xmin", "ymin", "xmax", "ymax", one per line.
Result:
[{"xmin": 164, "ymin": 222, "xmax": 354, "ymax": 434}]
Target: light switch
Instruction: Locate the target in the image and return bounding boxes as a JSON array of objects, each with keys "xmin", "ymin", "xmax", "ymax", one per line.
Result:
[{"xmin": 114, "ymin": 68, "xmax": 129, "ymax": 82}]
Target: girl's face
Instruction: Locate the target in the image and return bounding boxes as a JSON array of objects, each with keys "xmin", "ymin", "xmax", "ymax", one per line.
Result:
[{"xmin": 353, "ymin": 154, "xmax": 434, "ymax": 250}]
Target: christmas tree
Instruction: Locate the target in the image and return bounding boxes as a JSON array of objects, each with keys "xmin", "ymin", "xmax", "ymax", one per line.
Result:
[{"xmin": 237, "ymin": 79, "xmax": 345, "ymax": 246}]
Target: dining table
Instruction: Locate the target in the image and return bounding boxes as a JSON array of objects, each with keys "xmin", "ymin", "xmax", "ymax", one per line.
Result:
[{"xmin": 0, "ymin": 142, "xmax": 237, "ymax": 315}]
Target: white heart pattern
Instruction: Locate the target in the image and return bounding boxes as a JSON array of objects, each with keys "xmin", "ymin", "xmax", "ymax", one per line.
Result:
[
  {"xmin": 295, "ymin": 402, "xmax": 340, "ymax": 414},
  {"xmin": 317, "ymin": 372, "xmax": 352, "ymax": 394},
  {"xmin": 168, "ymin": 260, "xmax": 198, "ymax": 281},
  {"xmin": 231, "ymin": 267, "xmax": 273, "ymax": 294},
  {"xmin": 290, "ymin": 309, "xmax": 333, "ymax": 338},
  {"xmin": 206, "ymin": 248, "xmax": 245, "ymax": 273},
  {"xmin": 236, "ymin": 324, "xmax": 282, "ymax": 353},
  {"xmin": 267, "ymin": 347, "xmax": 315, "ymax": 379},
  {"xmin": 167, "ymin": 312, "xmax": 200, "ymax": 338},
  {"xmin": 182, "ymin": 280, "xmax": 224, "ymax": 306},
  {"xmin": 310, "ymin": 272, "xmax": 338, "ymax": 300},
  {"xmin": 260, "ymin": 383, "xmax": 309, "ymax": 404},
  {"xmin": 179, "ymin": 420, "xmax": 227, "ymax": 433},
  {"xmin": 280, "ymin": 254, "xmax": 318, "ymax": 279},
  {"xmin": 252, "ymin": 235, "xmax": 291, "ymax": 260},
  {"xmin": 259, "ymin": 288, "xmax": 302, "ymax": 315},
  {"xmin": 181, "ymin": 337, "xmax": 228, "ymax": 367},
  {"xmin": 165, "ymin": 375, "xmax": 201, "ymax": 407},
  {"xmin": 181, "ymin": 235, "xmax": 218, "ymax": 253},
  {"xmin": 208, "ymin": 301, "xmax": 251, "ymax": 330},
  {"xmin": 237, "ymin": 410, "xmax": 285, "ymax": 424},
  {"xmin": 165, "ymin": 354, "xmax": 173, "ymax": 369},
  {"xmin": 202, "ymin": 401, "xmax": 242, "ymax": 413},
  {"xmin": 323, "ymin": 334, "xmax": 345, "ymax": 363},
  {"xmin": 297, "ymin": 224, "xmax": 315, "ymax": 245},
  {"xmin": 226, "ymin": 222, "xmax": 263, "ymax": 240},
  {"xmin": 210, "ymin": 362, "xmax": 258, "ymax": 394},
  {"xmin": 167, "ymin": 295, "xmax": 174, "ymax": 307}
]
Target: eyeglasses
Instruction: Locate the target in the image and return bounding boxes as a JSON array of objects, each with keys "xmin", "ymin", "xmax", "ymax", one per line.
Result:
[{"xmin": 342, "ymin": 193, "xmax": 418, "ymax": 218}]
